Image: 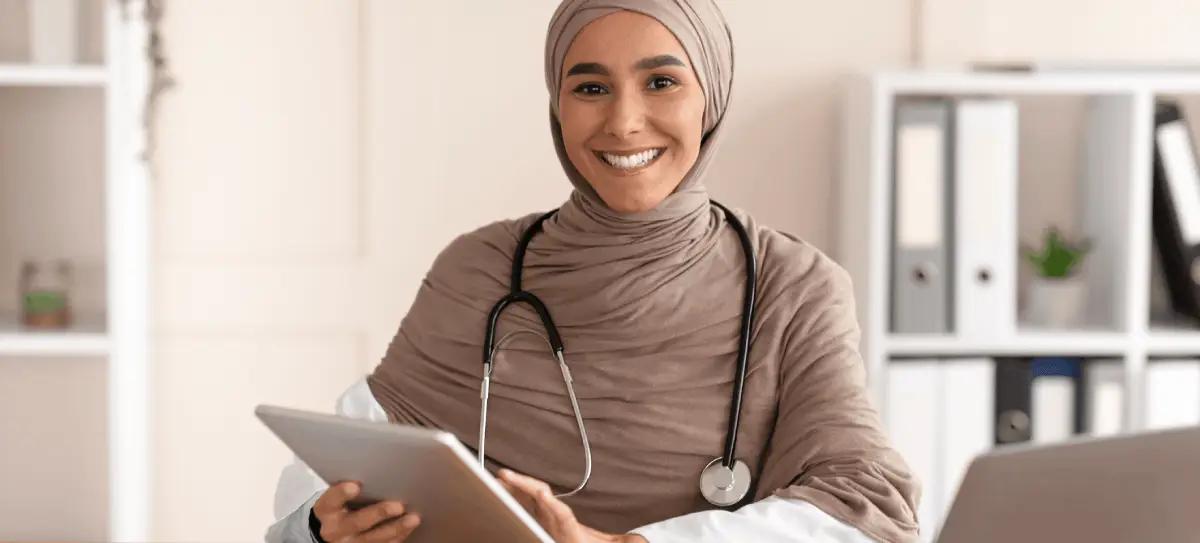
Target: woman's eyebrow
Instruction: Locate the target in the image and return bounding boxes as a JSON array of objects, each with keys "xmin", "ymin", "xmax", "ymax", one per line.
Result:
[{"xmin": 565, "ymin": 54, "xmax": 687, "ymax": 77}]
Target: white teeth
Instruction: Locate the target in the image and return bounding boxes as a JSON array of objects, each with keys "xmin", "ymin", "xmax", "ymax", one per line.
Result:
[{"xmin": 601, "ymin": 148, "xmax": 662, "ymax": 170}]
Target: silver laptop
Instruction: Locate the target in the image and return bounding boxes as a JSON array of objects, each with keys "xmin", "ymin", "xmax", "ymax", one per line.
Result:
[{"xmin": 936, "ymin": 425, "xmax": 1200, "ymax": 543}]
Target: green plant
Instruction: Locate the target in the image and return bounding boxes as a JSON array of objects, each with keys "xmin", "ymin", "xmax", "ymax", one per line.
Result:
[{"xmin": 1021, "ymin": 227, "xmax": 1091, "ymax": 278}]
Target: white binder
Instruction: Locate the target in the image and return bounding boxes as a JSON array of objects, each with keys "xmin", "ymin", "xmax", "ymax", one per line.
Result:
[
  {"xmin": 884, "ymin": 359, "xmax": 942, "ymax": 539},
  {"xmin": 892, "ymin": 100, "xmax": 953, "ymax": 333},
  {"xmin": 937, "ymin": 357, "xmax": 994, "ymax": 537},
  {"xmin": 953, "ymin": 99, "xmax": 1018, "ymax": 338},
  {"xmin": 1031, "ymin": 375, "xmax": 1076, "ymax": 443},
  {"xmin": 1146, "ymin": 359, "xmax": 1200, "ymax": 429},
  {"xmin": 1083, "ymin": 360, "xmax": 1125, "ymax": 437},
  {"xmin": 885, "ymin": 358, "xmax": 994, "ymax": 540}
]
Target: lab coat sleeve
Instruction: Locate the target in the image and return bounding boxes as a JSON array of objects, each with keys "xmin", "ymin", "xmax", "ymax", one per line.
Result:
[
  {"xmin": 264, "ymin": 376, "xmax": 389, "ymax": 543},
  {"xmin": 627, "ymin": 495, "xmax": 877, "ymax": 543}
]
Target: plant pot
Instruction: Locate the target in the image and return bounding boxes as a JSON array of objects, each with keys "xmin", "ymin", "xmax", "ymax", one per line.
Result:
[{"xmin": 1023, "ymin": 276, "xmax": 1087, "ymax": 328}]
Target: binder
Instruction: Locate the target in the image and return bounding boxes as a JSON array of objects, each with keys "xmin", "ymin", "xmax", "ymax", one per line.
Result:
[
  {"xmin": 886, "ymin": 358, "xmax": 994, "ymax": 540},
  {"xmin": 891, "ymin": 99, "xmax": 953, "ymax": 333},
  {"xmin": 953, "ymin": 99, "xmax": 1018, "ymax": 338},
  {"xmin": 937, "ymin": 357, "xmax": 994, "ymax": 533},
  {"xmin": 1029, "ymin": 357, "xmax": 1083, "ymax": 444},
  {"xmin": 993, "ymin": 358, "xmax": 1032, "ymax": 445},
  {"xmin": 1083, "ymin": 359, "xmax": 1124, "ymax": 437},
  {"xmin": 1151, "ymin": 101, "xmax": 1200, "ymax": 321},
  {"xmin": 1145, "ymin": 358, "xmax": 1200, "ymax": 429},
  {"xmin": 884, "ymin": 359, "xmax": 942, "ymax": 537}
]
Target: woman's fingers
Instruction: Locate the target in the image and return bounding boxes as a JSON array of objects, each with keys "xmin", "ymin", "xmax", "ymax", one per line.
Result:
[
  {"xmin": 345, "ymin": 500, "xmax": 408, "ymax": 534},
  {"xmin": 498, "ymin": 469, "xmax": 577, "ymax": 531},
  {"xmin": 314, "ymin": 481, "xmax": 358, "ymax": 517},
  {"xmin": 498, "ymin": 475, "xmax": 540, "ymax": 518},
  {"xmin": 312, "ymin": 482, "xmax": 413, "ymax": 543},
  {"xmin": 356, "ymin": 511, "xmax": 422, "ymax": 543}
]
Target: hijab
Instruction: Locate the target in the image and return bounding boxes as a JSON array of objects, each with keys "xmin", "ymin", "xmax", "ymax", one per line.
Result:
[{"xmin": 368, "ymin": 1, "xmax": 920, "ymax": 540}]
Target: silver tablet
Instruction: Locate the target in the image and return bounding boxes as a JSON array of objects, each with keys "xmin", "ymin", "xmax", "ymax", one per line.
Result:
[{"xmin": 256, "ymin": 404, "xmax": 552, "ymax": 543}]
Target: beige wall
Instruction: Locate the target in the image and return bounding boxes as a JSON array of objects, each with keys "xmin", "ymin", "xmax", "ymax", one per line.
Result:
[
  {"xmin": 146, "ymin": 1, "xmax": 1200, "ymax": 540},
  {"xmin": 921, "ymin": 0, "xmax": 1200, "ymax": 68},
  {"xmin": 152, "ymin": 1, "xmax": 368, "ymax": 540}
]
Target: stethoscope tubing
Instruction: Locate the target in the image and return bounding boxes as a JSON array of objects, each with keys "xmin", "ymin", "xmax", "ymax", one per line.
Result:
[{"xmin": 479, "ymin": 200, "xmax": 756, "ymax": 503}]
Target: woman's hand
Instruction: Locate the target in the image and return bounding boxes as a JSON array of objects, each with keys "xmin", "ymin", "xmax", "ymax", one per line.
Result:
[
  {"xmin": 312, "ymin": 481, "xmax": 422, "ymax": 542},
  {"xmin": 498, "ymin": 469, "xmax": 648, "ymax": 543}
]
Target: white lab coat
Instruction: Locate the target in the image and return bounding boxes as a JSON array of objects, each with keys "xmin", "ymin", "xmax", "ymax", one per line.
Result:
[{"xmin": 264, "ymin": 376, "xmax": 876, "ymax": 543}]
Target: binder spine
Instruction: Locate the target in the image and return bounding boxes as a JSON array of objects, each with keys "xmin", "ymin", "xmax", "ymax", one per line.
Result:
[{"xmin": 891, "ymin": 99, "xmax": 954, "ymax": 333}]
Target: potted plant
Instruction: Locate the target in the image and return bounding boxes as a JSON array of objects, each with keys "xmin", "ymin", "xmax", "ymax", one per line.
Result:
[{"xmin": 1020, "ymin": 227, "xmax": 1091, "ymax": 328}]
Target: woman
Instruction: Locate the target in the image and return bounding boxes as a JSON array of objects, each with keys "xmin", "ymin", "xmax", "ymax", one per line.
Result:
[{"xmin": 267, "ymin": 1, "xmax": 920, "ymax": 542}]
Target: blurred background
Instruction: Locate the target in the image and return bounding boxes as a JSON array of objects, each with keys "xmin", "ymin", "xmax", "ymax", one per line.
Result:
[{"xmin": 2, "ymin": 0, "xmax": 1200, "ymax": 541}]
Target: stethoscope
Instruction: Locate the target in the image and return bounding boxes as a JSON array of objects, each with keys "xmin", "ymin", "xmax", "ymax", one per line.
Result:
[{"xmin": 477, "ymin": 200, "xmax": 757, "ymax": 508}]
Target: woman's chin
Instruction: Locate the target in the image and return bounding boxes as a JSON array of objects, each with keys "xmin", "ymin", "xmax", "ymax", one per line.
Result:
[{"xmin": 596, "ymin": 190, "xmax": 671, "ymax": 214}]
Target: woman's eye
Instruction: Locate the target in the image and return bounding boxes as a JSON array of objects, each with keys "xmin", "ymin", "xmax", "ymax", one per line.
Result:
[
  {"xmin": 648, "ymin": 76, "xmax": 677, "ymax": 90},
  {"xmin": 573, "ymin": 83, "xmax": 607, "ymax": 95}
]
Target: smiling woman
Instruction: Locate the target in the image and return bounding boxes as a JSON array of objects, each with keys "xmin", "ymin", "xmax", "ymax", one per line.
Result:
[
  {"xmin": 556, "ymin": 13, "xmax": 705, "ymax": 213},
  {"xmin": 268, "ymin": 1, "xmax": 921, "ymax": 542}
]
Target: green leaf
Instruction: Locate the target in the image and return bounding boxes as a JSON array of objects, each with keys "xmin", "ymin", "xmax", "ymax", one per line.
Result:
[{"xmin": 23, "ymin": 291, "xmax": 66, "ymax": 314}]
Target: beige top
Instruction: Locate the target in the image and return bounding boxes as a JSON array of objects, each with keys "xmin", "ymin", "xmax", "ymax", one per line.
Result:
[
  {"xmin": 368, "ymin": 1, "xmax": 920, "ymax": 541},
  {"xmin": 368, "ymin": 198, "xmax": 919, "ymax": 542}
]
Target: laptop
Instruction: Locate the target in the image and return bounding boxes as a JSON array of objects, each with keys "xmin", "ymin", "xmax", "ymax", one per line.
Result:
[{"xmin": 937, "ymin": 425, "xmax": 1200, "ymax": 543}]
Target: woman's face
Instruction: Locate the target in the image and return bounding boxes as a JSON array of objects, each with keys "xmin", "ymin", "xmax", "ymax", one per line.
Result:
[{"xmin": 558, "ymin": 11, "xmax": 706, "ymax": 214}]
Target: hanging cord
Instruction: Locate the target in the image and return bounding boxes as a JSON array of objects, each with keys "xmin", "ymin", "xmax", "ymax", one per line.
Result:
[{"xmin": 479, "ymin": 329, "xmax": 592, "ymax": 498}]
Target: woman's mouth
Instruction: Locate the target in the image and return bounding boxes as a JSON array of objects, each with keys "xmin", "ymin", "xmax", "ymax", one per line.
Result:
[{"xmin": 593, "ymin": 147, "xmax": 666, "ymax": 174}]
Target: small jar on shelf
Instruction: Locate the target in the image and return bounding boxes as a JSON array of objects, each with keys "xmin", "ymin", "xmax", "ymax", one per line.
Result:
[{"xmin": 19, "ymin": 259, "xmax": 73, "ymax": 329}]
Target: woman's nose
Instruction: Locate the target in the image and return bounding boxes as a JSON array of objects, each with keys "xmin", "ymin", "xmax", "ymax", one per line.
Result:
[{"xmin": 604, "ymin": 91, "xmax": 646, "ymax": 139}]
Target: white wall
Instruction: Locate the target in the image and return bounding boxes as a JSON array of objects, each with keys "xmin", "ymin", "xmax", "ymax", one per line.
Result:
[{"xmin": 148, "ymin": 1, "xmax": 1200, "ymax": 540}]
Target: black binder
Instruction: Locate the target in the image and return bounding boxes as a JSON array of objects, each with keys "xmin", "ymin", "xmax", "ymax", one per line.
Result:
[
  {"xmin": 1151, "ymin": 100, "xmax": 1200, "ymax": 322},
  {"xmin": 994, "ymin": 357, "xmax": 1085, "ymax": 445},
  {"xmin": 994, "ymin": 358, "xmax": 1032, "ymax": 445}
]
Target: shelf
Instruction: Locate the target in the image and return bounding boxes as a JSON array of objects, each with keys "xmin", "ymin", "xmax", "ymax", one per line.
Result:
[
  {"xmin": 0, "ymin": 63, "xmax": 107, "ymax": 87},
  {"xmin": 0, "ymin": 313, "xmax": 109, "ymax": 356},
  {"xmin": 885, "ymin": 328, "xmax": 1129, "ymax": 357},
  {"xmin": 1147, "ymin": 324, "xmax": 1200, "ymax": 357}
]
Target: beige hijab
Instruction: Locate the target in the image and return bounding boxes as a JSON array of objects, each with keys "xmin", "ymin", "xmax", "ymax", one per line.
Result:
[{"xmin": 368, "ymin": 0, "xmax": 920, "ymax": 540}]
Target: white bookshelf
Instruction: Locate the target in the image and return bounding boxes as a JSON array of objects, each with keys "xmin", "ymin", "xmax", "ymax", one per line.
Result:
[
  {"xmin": 0, "ymin": 313, "xmax": 109, "ymax": 356},
  {"xmin": 0, "ymin": 63, "xmax": 107, "ymax": 86},
  {"xmin": 0, "ymin": 2, "xmax": 151, "ymax": 541},
  {"xmin": 838, "ymin": 69, "xmax": 1200, "ymax": 434}
]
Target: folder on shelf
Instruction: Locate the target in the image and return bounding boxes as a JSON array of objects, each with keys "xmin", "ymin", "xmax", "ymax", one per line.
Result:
[
  {"xmin": 891, "ymin": 99, "xmax": 953, "ymax": 334},
  {"xmin": 1151, "ymin": 101, "xmax": 1200, "ymax": 322},
  {"xmin": 953, "ymin": 99, "xmax": 1018, "ymax": 338},
  {"xmin": 994, "ymin": 358, "xmax": 1033, "ymax": 445},
  {"xmin": 1030, "ymin": 357, "xmax": 1083, "ymax": 444},
  {"xmin": 1145, "ymin": 358, "xmax": 1200, "ymax": 429},
  {"xmin": 938, "ymin": 357, "xmax": 994, "ymax": 526},
  {"xmin": 884, "ymin": 359, "xmax": 942, "ymax": 534},
  {"xmin": 1083, "ymin": 359, "xmax": 1124, "ymax": 437},
  {"xmin": 885, "ymin": 357, "xmax": 993, "ymax": 539}
]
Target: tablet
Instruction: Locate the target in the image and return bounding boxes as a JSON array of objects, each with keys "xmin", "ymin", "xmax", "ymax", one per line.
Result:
[{"xmin": 256, "ymin": 404, "xmax": 553, "ymax": 543}]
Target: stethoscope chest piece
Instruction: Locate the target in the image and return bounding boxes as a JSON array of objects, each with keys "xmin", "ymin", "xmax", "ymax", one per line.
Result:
[{"xmin": 699, "ymin": 457, "xmax": 751, "ymax": 507}]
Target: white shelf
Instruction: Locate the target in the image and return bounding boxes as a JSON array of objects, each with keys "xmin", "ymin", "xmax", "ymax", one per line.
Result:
[
  {"xmin": 0, "ymin": 313, "xmax": 109, "ymax": 356},
  {"xmin": 0, "ymin": 63, "xmax": 108, "ymax": 87},
  {"xmin": 1147, "ymin": 324, "xmax": 1200, "ymax": 356},
  {"xmin": 886, "ymin": 329, "xmax": 1129, "ymax": 357}
]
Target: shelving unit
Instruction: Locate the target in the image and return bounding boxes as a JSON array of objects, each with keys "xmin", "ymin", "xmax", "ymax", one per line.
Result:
[
  {"xmin": 0, "ymin": 1, "xmax": 151, "ymax": 541},
  {"xmin": 0, "ymin": 63, "xmax": 107, "ymax": 86},
  {"xmin": 838, "ymin": 69, "xmax": 1200, "ymax": 434},
  {"xmin": 0, "ymin": 313, "xmax": 109, "ymax": 356}
]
